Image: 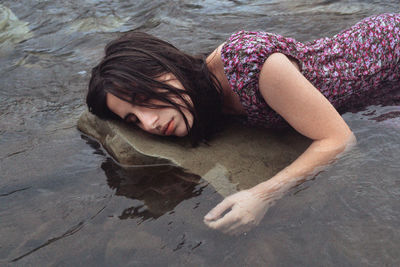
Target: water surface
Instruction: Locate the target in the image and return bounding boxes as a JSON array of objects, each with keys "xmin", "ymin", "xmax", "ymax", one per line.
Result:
[{"xmin": 1, "ymin": 0, "xmax": 399, "ymax": 266}]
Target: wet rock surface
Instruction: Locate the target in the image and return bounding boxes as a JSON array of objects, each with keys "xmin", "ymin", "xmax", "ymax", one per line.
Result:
[{"xmin": 78, "ymin": 110, "xmax": 310, "ymax": 196}]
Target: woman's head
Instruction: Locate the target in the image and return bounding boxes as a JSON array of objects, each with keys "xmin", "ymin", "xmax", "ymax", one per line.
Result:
[
  {"xmin": 105, "ymin": 74, "xmax": 194, "ymax": 137},
  {"xmin": 87, "ymin": 31, "xmax": 223, "ymax": 145}
]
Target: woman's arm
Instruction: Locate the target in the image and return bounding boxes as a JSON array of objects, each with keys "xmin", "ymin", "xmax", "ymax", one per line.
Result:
[
  {"xmin": 253, "ymin": 52, "xmax": 356, "ymax": 194},
  {"xmin": 204, "ymin": 53, "xmax": 356, "ymax": 235}
]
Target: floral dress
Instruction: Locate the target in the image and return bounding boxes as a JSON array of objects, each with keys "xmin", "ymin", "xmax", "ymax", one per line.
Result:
[{"xmin": 221, "ymin": 13, "xmax": 400, "ymax": 128}]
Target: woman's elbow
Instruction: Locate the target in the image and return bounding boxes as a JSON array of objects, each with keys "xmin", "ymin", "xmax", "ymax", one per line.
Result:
[
  {"xmin": 332, "ymin": 123, "xmax": 356, "ymax": 151},
  {"xmin": 316, "ymin": 130, "xmax": 356, "ymax": 154},
  {"xmin": 342, "ymin": 130, "xmax": 357, "ymax": 153},
  {"xmin": 331, "ymin": 130, "xmax": 356, "ymax": 155}
]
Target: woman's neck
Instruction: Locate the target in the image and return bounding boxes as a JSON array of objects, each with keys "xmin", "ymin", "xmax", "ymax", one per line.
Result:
[{"xmin": 206, "ymin": 43, "xmax": 247, "ymax": 115}]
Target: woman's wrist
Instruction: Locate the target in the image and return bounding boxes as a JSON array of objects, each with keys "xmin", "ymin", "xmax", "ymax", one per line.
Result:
[{"xmin": 248, "ymin": 177, "xmax": 288, "ymax": 201}]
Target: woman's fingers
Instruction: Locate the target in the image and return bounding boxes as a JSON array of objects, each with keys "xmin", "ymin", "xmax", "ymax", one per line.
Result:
[
  {"xmin": 204, "ymin": 190, "xmax": 271, "ymax": 234},
  {"xmin": 205, "ymin": 207, "xmax": 239, "ymax": 230},
  {"xmin": 204, "ymin": 198, "xmax": 234, "ymax": 222}
]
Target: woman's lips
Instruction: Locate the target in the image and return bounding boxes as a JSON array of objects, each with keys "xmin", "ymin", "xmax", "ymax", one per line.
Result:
[{"xmin": 164, "ymin": 119, "xmax": 175, "ymax": 136}]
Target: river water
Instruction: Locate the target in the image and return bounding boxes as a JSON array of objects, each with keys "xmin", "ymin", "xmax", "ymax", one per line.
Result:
[{"xmin": 1, "ymin": 0, "xmax": 399, "ymax": 266}]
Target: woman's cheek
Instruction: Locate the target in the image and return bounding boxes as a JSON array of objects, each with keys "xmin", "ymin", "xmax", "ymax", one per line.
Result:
[{"xmin": 176, "ymin": 124, "xmax": 189, "ymax": 137}]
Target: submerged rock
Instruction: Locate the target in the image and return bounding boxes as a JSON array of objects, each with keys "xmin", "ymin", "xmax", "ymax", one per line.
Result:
[
  {"xmin": 68, "ymin": 15, "xmax": 130, "ymax": 33},
  {"xmin": 0, "ymin": 5, "xmax": 33, "ymax": 52},
  {"xmin": 78, "ymin": 110, "xmax": 310, "ymax": 196}
]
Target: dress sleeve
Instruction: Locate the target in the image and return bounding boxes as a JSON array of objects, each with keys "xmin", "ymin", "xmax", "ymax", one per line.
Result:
[{"xmin": 221, "ymin": 31, "xmax": 305, "ymax": 128}]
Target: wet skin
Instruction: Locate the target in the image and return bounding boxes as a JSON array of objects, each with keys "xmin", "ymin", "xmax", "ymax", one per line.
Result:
[{"xmin": 106, "ymin": 75, "xmax": 194, "ymax": 137}]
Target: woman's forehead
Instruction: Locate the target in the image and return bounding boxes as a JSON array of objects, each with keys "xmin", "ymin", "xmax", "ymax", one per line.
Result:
[{"xmin": 106, "ymin": 92, "xmax": 130, "ymax": 106}]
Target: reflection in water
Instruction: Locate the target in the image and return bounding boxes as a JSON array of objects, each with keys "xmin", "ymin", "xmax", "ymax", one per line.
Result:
[
  {"xmin": 84, "ymin": 135, "xmax": 208, "ymax": 221},
  {"xmin": 103, "ymin": 159, "xmax": 206, "ymax": 221}
]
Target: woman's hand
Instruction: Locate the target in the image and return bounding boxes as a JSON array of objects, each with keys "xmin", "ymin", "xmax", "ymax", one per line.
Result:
[{"xmin": 204, "ymin": 187, "xmax": 278, "ymax": 235}]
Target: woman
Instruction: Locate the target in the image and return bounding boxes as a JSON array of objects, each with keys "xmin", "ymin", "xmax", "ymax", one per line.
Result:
[{"xmin": 87, "ymin": 13, "xmax": 400, "ymax": 235}]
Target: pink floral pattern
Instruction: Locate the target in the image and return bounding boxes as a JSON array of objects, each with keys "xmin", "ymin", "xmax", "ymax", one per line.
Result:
[{"xmin": 221, "ymin": 13, "xmax": 400, "ymax": 128}]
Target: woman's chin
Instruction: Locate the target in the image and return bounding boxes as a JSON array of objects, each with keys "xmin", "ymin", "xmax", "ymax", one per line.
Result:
[
  {"xmin": 173, "ymin": 127, "xmax": 189, "ymax": 137},
  {"xmin": 174, "ymin": 131, "xmax": 188, "ymax": 137}
]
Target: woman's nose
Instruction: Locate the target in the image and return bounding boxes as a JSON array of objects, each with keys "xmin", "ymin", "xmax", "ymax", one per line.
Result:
[{"xmin": 137, "ymin": 108, "xmax": 159, "ymax": 132}]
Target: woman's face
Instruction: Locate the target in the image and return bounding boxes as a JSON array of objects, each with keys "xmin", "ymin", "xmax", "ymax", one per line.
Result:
[{"xmin": 106, "ymin": 74, "xmax": 194, "ymax": 137}]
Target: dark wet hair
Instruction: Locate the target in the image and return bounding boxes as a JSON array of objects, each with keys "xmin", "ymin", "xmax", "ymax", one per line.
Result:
[{"xmin": 87, "ymin": 31, "xmax": 224, "ymax": 146}]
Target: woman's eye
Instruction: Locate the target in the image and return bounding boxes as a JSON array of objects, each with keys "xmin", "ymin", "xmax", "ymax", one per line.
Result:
[
  {"xmin": 136, "ymin": 94, "xmax": 150, "ymax": 102},
  {"xmin": 124, "ymin": 113, "xmax": 138, "ymax": 123}
]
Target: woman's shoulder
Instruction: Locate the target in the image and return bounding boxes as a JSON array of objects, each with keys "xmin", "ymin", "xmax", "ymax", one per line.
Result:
[
  {"xmin": 222, "ymin": 30, "xmax": 284, "ymax": 48},
  {"xmin": 226, "ymin": 30, "xmax": 271, "ymax": 40},
  {"xmin": 220, "ymin": 30, "xmax": 298, "ymax": 63}
]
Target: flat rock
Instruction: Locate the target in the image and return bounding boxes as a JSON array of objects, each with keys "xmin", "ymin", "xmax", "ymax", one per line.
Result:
[{"xmin": 78, "ymin": 110, "xmax": 310, "ymax": 196}]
